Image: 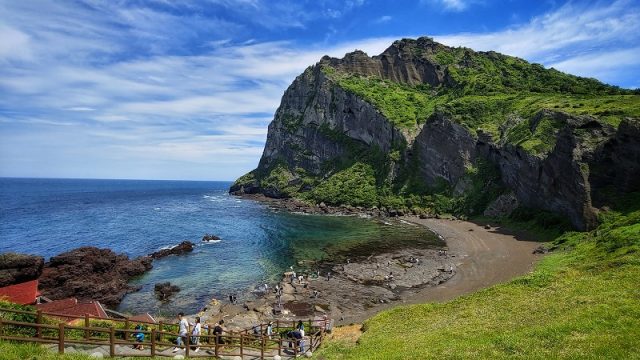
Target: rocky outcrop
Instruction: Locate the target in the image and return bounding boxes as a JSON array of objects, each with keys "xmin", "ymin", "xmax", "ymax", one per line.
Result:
[
  {"xmin": 589, "ymin": 118, "xmax": 640, "ymax": 204},
  {"xmin": 232, "ymin": 37, "xmax": 640, "ymax": 231},
  {"xmin": 154, "ymin": 282, "xmax": 180, "ymax": 301},
  {"xmin": 0, "ymin": 253, "xmax": 44, "ymax": 287},
  {"xmin": 320, "ymin": 37, "xmax": 449, "ymax": 86},
  {"xmin": 484, "ymin": 193, "xmax": 519, "ymax": 218},
  {"xmin": 149, "ymin": 241, "xmax": 194, "ymax": 259},
  {"xmin": 38, "ymin": 247, "xmax": 153, "ymax": 307}
]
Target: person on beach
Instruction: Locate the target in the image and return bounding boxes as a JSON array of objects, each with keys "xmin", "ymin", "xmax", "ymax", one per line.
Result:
[
  {"xmin": 191, "ymin": 316, "xmax": 202, "ymax": 352},
  {"xmin": 173, "ymin": 312, "xmax": 189, "ymax": 352}
]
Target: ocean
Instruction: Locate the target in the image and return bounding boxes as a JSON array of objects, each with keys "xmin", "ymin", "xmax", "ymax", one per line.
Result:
[{"xmin": 0, "ymin": 178, "xmax": 440, "ymax": 315}]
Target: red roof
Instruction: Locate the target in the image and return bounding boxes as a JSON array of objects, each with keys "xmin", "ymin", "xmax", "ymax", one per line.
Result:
[
  {"xmin": 36, "ymin": 298, "xmax": 108, "ymax": 320},
  {"xmin": 0, "ymin": 280, "xmax": 41, "ymax": 305},
  {"xmin": 129, "ymin": 313, "xmax": 156, "ymax": 324}
]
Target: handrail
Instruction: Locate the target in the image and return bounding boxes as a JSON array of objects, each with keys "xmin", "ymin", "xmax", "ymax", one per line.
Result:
[{"xmin": 0, "ymin": 306, "xmax": 328, "ymax": 358}]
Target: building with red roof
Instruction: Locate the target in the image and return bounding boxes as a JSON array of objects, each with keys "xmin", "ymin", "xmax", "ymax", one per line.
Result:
[
  {"xmin": 0, "ymin": 279, "xmax": 41, "ymax": 305},
  {"xmin": 128, "ymin": 313, "xmax": 156, "ymax": 324},
  {"xmin": 36, "ymin": 297, "xmax": 108, "ymax": 323}
]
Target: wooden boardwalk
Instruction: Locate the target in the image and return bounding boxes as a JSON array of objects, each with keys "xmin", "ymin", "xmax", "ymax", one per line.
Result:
[{"xmin": 0, "ymin": 306, "xmax": 328, "ymax": 358}]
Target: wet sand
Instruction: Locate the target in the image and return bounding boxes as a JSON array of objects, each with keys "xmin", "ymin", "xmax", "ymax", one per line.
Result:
[
  {"xmin": 344, "ymin": 217, "xmax": 543, "ymax": 324},
  {"xmin": 195, "ymin": 216, "xmax": 543, "ymax": 329}
]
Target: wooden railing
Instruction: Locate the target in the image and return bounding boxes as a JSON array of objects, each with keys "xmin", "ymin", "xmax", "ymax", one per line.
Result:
[{"xmin": 0, "ymin": 307, "xmax": 329, "ymax": 358}]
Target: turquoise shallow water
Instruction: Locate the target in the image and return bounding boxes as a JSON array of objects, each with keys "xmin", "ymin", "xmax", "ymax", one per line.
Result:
[{"xmin": 0, "ymin": 178, "xmax": 441, "ymax": 315}]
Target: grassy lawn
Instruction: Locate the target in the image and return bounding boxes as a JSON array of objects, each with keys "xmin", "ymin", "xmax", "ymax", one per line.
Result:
[{"xmin": 316, "ymin": 205, "xmax": 640, "ymax": 359}]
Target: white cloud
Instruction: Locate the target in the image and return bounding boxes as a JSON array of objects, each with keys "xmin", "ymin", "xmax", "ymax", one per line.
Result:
[
  {"xmin": 374, "ymin": 15, "xmax": 393, "ymax": 24},
  {"xmin": 0, "ymin": 24, "xmax": 33, "ymax": 62},
  {"xmin": 435, "ymin": 0, "xmax": 640, "ymax": 62},
  {"xmin": 423, "ymin": 0, "xmax": 473, "ymax": 12},
  {"xmin": 1, "ymin": 0, "xmax": 638, "ymax": 180}
]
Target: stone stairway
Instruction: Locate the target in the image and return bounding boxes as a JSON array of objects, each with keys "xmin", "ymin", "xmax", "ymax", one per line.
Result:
[{"xmin": 44, "ymin": 343, "xmax": 313, "ymax": 359}]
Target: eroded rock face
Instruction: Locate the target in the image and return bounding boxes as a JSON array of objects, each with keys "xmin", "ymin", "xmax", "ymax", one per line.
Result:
[
  {"xmin": 0, "ymin": 253, "xmax": 44, "ymax": 287},
  {"xmin": 232, "ymin": 38, "xmax": 640, "ymax": 231},
  {"xmin": 589, "ymin": 118, "xmax": 640, "ymax": 201},
  {"xmin": 39, "ymin": 247, "xmax": 152, "ymax": 307}
]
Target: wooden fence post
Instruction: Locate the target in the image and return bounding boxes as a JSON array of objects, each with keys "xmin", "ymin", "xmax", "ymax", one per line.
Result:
[
  {"xmin": 214, "ymin": 334, "xmax": 219, "ymax": 357},
  {"xmin": 151, "ymin": 329, "xmax": 156, "ymax": 357},
  {"xmin": 260, "ymin": 335, "xmax": 265, "ymax": 359},
  {"xmin": 207, "ymin": 325, "xmax": 212, "ymax": 344},
  {"xmin": 185, "ymin": 331, "xmax": 190, "ymax": 357},
  {"xmin": 36, "ymin": 310, "xmax": 42, "ymax": 339},
  {"xmin": 58, "ymin": 322, "xmax": 65, "ymax": 354},
  {"xmin": 278, "ymin": 338, "xmax": 282, "ymax": 356},
  {"xmin": 240, "ymin": 333, "xmax": 244, "ymax": 357},
  {"xmin": 84, "ymin": 313, "xmax": 90, "ymax": 340},
  {"xmin": 124, "ymin": 319, "xmax": 129, "ymax": 341},
  {"xmin": 0, "ymin": 318, "xmax": 4, "ymax": 338},
  {"xmin": 109, "ymin": 327, "xmax": 115, "ymax": 357}
]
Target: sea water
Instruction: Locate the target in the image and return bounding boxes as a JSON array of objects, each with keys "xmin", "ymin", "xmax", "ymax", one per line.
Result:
[{"xmin": 0, "ymin": 178, "xmax": 440, "ymax": 315}]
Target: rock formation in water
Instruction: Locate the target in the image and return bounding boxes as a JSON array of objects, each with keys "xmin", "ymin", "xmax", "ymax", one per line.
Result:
[
  {"xmin": 149, "ymin": 241, "xmax": 194, "ymax": 259},
  {"xmin": 0, "ymin": 253, "xmax": 44, "ymax": 287},
  {"xmin": 231, "ymin": 37, "xmax": 640, "ymax": 231},
  {"xmin": 38, "ymin": 247, "xmax": 153, "ymax": 307},
  {"xmin": 154, "ymin": 282, "xmax": 180, "ymax": 301}
]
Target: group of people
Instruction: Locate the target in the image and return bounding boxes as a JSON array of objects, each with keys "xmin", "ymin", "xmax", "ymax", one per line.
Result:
[{"xmin": 172, "ymin": 313, "xmax": 225, "ymax": 353}]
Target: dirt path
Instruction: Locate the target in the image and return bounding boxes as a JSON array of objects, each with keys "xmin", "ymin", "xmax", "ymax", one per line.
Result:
[{"xmin": 343, "ymin": 217, "xmax": 543, "ymax": 324}]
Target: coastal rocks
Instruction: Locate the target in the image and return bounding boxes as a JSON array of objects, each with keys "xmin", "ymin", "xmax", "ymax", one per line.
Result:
[
  {"xmin": 201, "ymin": 234, "xmax": 221, "ymax": 242},
  {"xmin": 483, "ymin": 192, "xmax": 519, "ymax": 218},
  {"xmin": 0, "ymin": 253, "xmax": 44, "ymax": 287},
  {"xmin": 38, "ymin": 247, "xmax": 153, "ymax": 307},
  {"xmin": 149, "ymin": 241, "xmax": 194, "ymax": 259},
  {"xmin": 154, "ymin": 282, "xmax": 180, "ymax": 301}
]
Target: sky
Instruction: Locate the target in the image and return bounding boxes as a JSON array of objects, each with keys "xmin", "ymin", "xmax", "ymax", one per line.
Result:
[{"xmin": 0, "ymin": 0, "xmax": 639, "ymax": 181}]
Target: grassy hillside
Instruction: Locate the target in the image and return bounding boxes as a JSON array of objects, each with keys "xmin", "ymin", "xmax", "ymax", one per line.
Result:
[{"xmin": 316, "ymin": 196, "xmax": 640, "ymax": 359}]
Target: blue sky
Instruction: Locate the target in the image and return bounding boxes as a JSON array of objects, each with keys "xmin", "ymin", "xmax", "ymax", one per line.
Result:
[{"xmin": 1, "ymin": 0, "xmax": 639, "ymax": 181}]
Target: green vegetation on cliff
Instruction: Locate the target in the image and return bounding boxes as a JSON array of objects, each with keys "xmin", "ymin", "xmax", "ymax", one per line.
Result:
[
  {"xmin": 317, "ymin": 196, "xmax": 640, "ymax": 359},
  {"xmin": 232, "ymin": 38, "xmax": 639, "ymax": 226}
]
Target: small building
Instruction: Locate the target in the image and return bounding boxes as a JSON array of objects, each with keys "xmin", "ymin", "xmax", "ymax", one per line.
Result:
[
  {"xmin": 128, "ymin": 313, "xmax": 157, "ymax": 324},
  {"xmin": 36, "ymin": 297, "xmax": 108, "ymax": 324},
  {"xmin": 0, "ymin": 279, "xmax": 41, "ymax": 305}
]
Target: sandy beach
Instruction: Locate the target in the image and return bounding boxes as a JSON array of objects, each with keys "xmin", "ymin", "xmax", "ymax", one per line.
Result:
[
  {"xmin": 343, "ymin": 217, "xmax": 543, "ymax": 324},
  {"xmin": 196, "ymin": 216, "xmax": 543, "ymax": 329}
]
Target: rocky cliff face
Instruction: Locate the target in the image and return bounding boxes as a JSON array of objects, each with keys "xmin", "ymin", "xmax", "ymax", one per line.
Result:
[{"xmin": 232, "ymin": 37, "xmax": 640, "ymax": 231}]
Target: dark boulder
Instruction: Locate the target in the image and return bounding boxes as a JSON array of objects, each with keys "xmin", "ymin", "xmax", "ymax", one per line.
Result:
[
  {"xmin": 202, "ymin": 234, "xmax": 221, "ymax": 242},
  {"xmin": 149, "ymin": 241, "xmax": 194, "ymax": 259},
  {"xmin": 0, "ymin": 253, "xmax": 44, "ymax": 287},
  {"xmin": 154, "ymin": 282, "xmax": 180, "ymax": 301},
  {"xmin": 39, "ymin": 247, "xmax": 152, "ymax": 307}
]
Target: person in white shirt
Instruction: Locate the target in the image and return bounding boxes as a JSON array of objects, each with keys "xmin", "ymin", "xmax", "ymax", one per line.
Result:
[
  {"xmin": 173, "ymin": 312, "xmax": 189, "ymax": 352},
  {"xmin": 191, "ymin": 316, "xmax": 202, "ymax": 352}
]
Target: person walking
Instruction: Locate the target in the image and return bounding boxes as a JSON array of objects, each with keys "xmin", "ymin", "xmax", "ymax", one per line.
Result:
[
  {"xmin": 172, "ymin": 312, "xmax": 189, "ymax": 352},
  {"xmin": 266, "ymin": 321, "xmax": 273, "ymax": 339},
  {"xmin": 191, "ymin": 316, "xmax": 202, "ymax": 352}
]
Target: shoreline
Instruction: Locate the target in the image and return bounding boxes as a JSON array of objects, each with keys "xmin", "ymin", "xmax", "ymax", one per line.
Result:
[{"xmin": 195, "ymin": 209, "xmax": 543, "ymax": 329}]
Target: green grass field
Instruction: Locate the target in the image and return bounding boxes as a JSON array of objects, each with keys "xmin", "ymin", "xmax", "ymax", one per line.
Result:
[{"xmin": 316, "ymin": 203, "xmax": 640, "ymax": 359}]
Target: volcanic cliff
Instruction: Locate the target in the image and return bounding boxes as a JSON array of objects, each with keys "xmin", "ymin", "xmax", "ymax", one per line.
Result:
[{"xmin": 231, "ymin": 37, "xmax": 640, "ymax": 231}]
